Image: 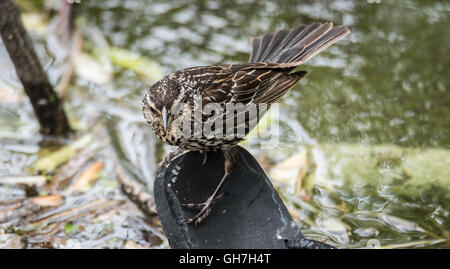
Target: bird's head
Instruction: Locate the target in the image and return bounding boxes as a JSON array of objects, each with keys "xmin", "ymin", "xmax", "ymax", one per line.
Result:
[{"xmin": 142, "ymin": 78, "xmax": 181, "ymax": 135}]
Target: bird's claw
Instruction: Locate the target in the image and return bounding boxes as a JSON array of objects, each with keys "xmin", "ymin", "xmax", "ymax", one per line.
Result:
[
  {"xmin": 182, "ymin": 193, "xmax": 224, "ymax": 210},
  {"xmin": 186, "ymin": 206, "xmax": 212, "ymax": 226},
  {"xmin": 182, "ymin": 193, "xmax": 224, "ymax": 225}
]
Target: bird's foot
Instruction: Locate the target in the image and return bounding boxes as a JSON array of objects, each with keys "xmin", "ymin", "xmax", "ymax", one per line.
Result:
[
  {"xmin": 182, "ymin": 193, "xmax": 224, "ymax": 210},
  {"xmin": 182, "ymin": 193, "xmax": 224, "ymax": 225},
  {"xmin": 181, "ymin": 148, "xmax": 236, "ymax": 225}
]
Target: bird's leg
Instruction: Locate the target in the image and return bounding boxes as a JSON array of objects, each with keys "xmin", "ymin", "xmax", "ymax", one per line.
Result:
[
  {"xmin": 183, "ymin": 147, "xmax": 237, "ymax": 225},
  {"xmin": 156, "ymin": 147, "xmax": 185, "ymax": 174}
]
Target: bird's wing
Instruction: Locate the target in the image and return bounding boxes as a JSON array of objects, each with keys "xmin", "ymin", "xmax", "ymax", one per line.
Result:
[
  {"xmin": 197, "ymin": 63, "xmax": 306, "ymax": 106},
  {"xmin": 230, "ymin": 63, "xmax": 306, "ymax": 104},
  {"xmin": 193, "ymin": 64, "xmax": 306, "ymax": 137},
  {"xmin": 175, "ymin": 64, "xmax": 306, "ymax": 139}
]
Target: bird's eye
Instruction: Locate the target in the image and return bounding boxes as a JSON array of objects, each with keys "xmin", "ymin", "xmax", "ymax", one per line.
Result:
[{"xmin": 149, "ymin": 106, "xmax": 157, "ymax": 114}]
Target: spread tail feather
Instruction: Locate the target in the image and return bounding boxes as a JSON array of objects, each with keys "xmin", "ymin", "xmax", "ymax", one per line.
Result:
[{"xmin": 249, "ymin": 22, "xmax": 350, "ymax": 67}]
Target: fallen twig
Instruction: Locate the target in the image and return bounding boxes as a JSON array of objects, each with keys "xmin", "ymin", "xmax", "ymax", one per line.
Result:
[
  {"xmin": 379, "ymin": 239, "xmax": 448, "ymax": 249},
  {"xmin": 115, "ymin": 163, "xmax": 157, "ymax": 216},
  {"xmin": 0, "ymin": 195, "xmax": 63, "ymax": 224},
  {"xmin": 29, "ymin": 199, "xmax": 122, "ymax": 229}
]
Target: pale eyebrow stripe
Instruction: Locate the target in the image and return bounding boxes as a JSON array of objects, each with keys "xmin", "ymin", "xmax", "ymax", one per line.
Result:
[{"xmin": 146, "ymin": 92, "xmax": 152, "ymax": 106}]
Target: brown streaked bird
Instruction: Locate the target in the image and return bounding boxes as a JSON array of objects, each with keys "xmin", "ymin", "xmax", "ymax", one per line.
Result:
[{"xmin": 143, "ymin": 22, "xmax": 350, "ymax": 225}]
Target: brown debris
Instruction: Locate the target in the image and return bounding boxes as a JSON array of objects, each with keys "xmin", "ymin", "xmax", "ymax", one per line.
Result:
[
  {"xmin": 69, "ymin": 161, "xmax": 104, "ymax": 192},
  {"xmin": 44, "ymin": 146, "xmax": 96, "ymax": 192},
  {"xmin": 31, "ymin": 195, "xmax": 64, "ymax": 207}
]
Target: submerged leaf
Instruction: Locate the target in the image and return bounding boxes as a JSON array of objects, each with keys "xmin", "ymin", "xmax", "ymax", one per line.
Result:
[
  {"xmin": 270, "ymin": 150, "xmax": 308, "ymax": 187},
  {"xmin": 31, "ymin": 194, "xmax": 64, "ymax": 207},
  {"xmin": 105, "ymin": 47, "xmax": 163, "ymax": 81},
  {"xmin": 21, "ymin": 12, "xmax": 48, "ymax": 35},
  {"xmin": 69, "ymin": 161, "xmax": 105, "ymax": 192},
  {"xmin": 33, "ymin": 135, "xmax": 93, "ymax": 173},
  {"xmin": 0, "ymin": 84, "xmax": 22, "ymax": 104},
  {"xmin": 0, "ymin": 176, "xmax": 46, "ymax": 186},
  {"xmin": 274, "ymin": 144, "xmax": 450, "ymax": 198},
  {"xmin": 64, "ymin": 222, "xmax": 79, "ymax": 234},
  {"xmin": 74, "ymin": 53, "xmax": 112, "ymax": 84}
]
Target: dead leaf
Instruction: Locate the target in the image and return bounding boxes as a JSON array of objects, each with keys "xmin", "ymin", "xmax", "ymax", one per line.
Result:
[
  {"xmin": 31, "ymin": 194, "xmax": 64, "ymax": 207},
  {"xmin": 69, "ymin": 161, "xmax": 105, "ymax": 192}
]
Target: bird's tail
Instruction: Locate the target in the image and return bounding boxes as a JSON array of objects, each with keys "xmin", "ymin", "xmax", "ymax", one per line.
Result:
[{"xmin": 249, "ymin": 22, "xmax": 350, "ymax": 67}]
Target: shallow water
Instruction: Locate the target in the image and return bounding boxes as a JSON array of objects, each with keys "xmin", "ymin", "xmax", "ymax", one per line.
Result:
[{"xmin": 0, "ymin": 0, "xmax": 449, "ymax": 248}]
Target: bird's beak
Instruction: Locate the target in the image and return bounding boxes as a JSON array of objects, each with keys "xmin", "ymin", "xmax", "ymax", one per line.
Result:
[{"xmin": 162, "ymin": 106, "xmax": 168, "ymax": 132}]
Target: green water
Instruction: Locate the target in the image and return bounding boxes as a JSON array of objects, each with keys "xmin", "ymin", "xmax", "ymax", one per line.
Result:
[{"xmin": 0, "ymin": 0, "xmax": 449, "ymax": 248}]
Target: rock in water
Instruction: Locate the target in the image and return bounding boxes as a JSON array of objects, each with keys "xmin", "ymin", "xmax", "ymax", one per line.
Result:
[{"xmin": 154, "ymin": 146, "xmax": 334, "ymax": 249}]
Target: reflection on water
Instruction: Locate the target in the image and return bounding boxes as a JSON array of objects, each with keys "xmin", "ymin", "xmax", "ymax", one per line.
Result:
[{"xmin": 0, "ymin": 0, "xmax": 449, "ymax": 248}]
